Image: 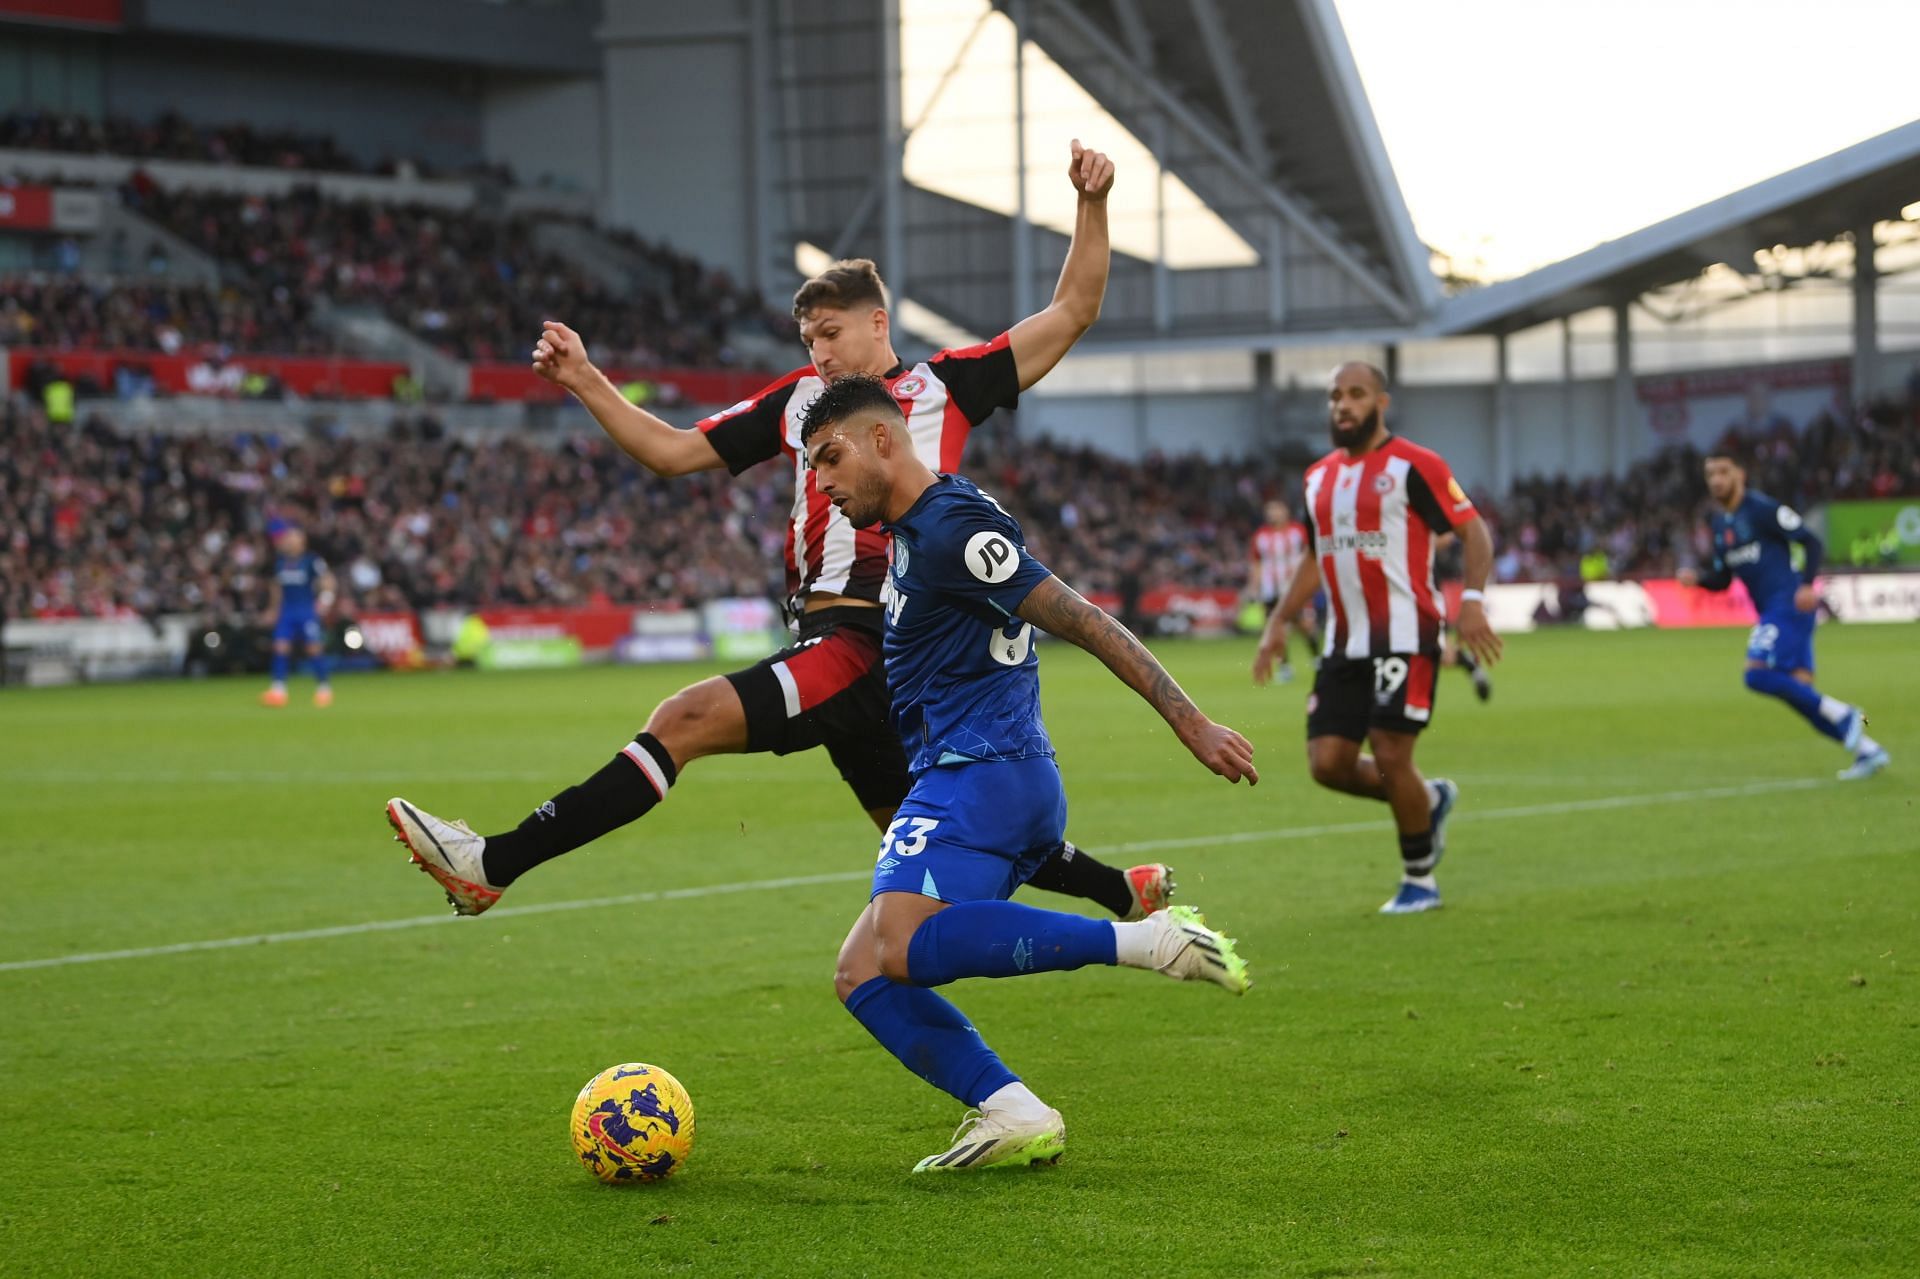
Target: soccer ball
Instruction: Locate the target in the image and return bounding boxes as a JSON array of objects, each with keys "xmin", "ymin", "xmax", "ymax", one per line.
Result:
[{"xmin": 569, "ymin": 1062, "xmax": 696, "ymax": 1183}]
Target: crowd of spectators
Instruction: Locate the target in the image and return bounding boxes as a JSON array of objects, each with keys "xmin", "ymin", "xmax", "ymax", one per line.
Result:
[
  {"xmin": 0, "ymin": 277, "xmax": 332, "ymax": 356},
  {"xmin": 5, "ymin": 394, "xmax": 1917, "ymax": 624},
  {"xmin": 1, "ymin": 109, "xmax": 435, "ymax": 178},
  {"xmin": 117, "ymin": 178, "xmax": 789, "ymax": 366},
  {"xmin": 0, "ymin": 406, "xmax": 782, "ymax": 623},
  {"xmin": 1486, "ymin": 398, "xmax": 1920, "ymax": 582}
]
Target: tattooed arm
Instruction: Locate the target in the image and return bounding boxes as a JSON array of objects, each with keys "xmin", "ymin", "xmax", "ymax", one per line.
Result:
[{"xmin": 1017, "ymin": 575, "xmax": 1257, "ymax": 784}]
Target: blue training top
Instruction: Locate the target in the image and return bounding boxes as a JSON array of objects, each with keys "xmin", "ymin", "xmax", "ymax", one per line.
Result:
[
  {"xmin": 1699, "ymin": 490, "xmax": 1821, "ymax": 614},
  {"xmin": 275, "ymin": 552, "xmax": 327, "ymax": 615},
  {"xmin": 882, "ymin": 474, "xmax": 1056, "ymax": 775}
]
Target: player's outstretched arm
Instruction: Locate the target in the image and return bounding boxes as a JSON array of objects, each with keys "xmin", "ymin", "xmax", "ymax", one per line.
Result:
[
  {"xmin": 1005, "ymin": 140, "xmax": 1114, "ymax": 391},
  {"xmin": 1254, "ymin": 558, "xmax": 1320, "ymax": 685},
  {"xmin": 1454, "ymin": 514, "xmax": 1503, "ymax": 668},
  {"xmin": 532, "ymin": 320, "xmax": 725, "ymax": 478},
  {"xmin": 1018, "ymin": 574, "xmax": 1257, "ymax": 785}
]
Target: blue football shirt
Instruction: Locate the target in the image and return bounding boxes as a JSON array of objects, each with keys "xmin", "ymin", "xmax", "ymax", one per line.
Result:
[
  {"xmin": 881, "ymin": 474, "xmax": 1055, "ymax": 775},
  {"xmin": 1701, "ymin": 491, "xmax": 1821, "ymax": 615},
  {"xmin": 276, "ymin": 552, "xmax": 327, "ymax": 615}
]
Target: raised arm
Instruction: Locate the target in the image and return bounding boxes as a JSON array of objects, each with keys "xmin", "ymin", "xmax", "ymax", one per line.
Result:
[
  {"xmin": 534, "ymin": 321, "xmax": 725, "ymax": 478},
  {"xmin": 1005, "ymin": 140, "xmax": 1113, "ymax": 391},
  {"xmin": 1017, "ymin": 574, "xmax": 1256, "ymax": 784},
  {"xmin": 1253, "ymin": 556, "xmax": 1321, "ymax": 685}
]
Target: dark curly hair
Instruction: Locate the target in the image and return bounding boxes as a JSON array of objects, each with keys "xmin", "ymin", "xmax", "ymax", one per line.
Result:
[{"xmin": 798, "ymin": 373, "xmax": 902, "ymax": 447}]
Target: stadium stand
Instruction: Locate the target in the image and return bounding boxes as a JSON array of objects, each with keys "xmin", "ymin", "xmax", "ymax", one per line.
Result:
[
  {"xmin": 0, "ymin": 277, "xmax": 334, "ymax": 355},
  {"xmin": 0, "ymin": 108, "xmax": 455, "ymax": 178},
  {"xmin": 1492, "ymin": 399, "xmax": 1920, "ymax": 581},
  {"xmin": 120, "ymin": 180, "xmax": 788, "ymax": 365},
  {"xmin": 5, "ymin": 397, "xmax": 1914, "ymax": 624}
]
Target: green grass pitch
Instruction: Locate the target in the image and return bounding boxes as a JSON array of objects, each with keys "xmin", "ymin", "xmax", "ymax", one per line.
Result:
[{"xmin": 2, "ymin": 626, "xmax": 1916, "ymax": 1277}]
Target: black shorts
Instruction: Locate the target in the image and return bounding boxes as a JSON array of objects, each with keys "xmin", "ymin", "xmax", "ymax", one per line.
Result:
[
  {"xmin": 1306, "ymin": 653, "xmax": 1439, "ymax": 741},
  {"xmin": 724, "ymin": 606, "xmax": 910, "ymax": 812}
]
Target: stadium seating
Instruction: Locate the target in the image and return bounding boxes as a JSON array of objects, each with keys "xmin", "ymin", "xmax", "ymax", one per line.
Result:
[
  {"xmin": 6, "ymin": 398, "xmax": 1913, "ymax": 622},
  {"xmin": 121, "ymin": 181, "xmax": 788, "ymax": 366},
  {"xmin": 1493, "ymin": 400, "xmax": 1920, "ymax": 581}
]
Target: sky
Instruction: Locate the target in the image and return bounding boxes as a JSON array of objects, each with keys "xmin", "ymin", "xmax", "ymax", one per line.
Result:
[
  {"xmin": 1336, "ymin": 0, "xmax": 1920, "ymax": 278},
  {"xmin": 899, "ymin": 0, "xmax": 1920, "ymax": 282}
]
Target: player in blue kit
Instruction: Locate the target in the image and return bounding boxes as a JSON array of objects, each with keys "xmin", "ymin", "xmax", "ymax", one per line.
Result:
[
  {"xmin": 1678, "ymin": 448, "xmax": 1887, "ymax": 779},
  {"xmin": 801, "ymin": 375, "xmax": 1259, "ymax": 1173},
  {"xmin": 260, "ymin": 520, "xmax": 336, "ymax": 708}
]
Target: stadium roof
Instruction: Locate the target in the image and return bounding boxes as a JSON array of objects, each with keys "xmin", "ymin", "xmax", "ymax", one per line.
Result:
[
  {"xmin": 776, "ymin": 0, "xmax": 1435, "ymax": 347},
  {"xmin": 1010, "ymin": 0, "xmax": 1437, "ymax": 320},
  {"xmin": 1437, "ymin": 118, "xmax": 1920, "ymax": 336}
]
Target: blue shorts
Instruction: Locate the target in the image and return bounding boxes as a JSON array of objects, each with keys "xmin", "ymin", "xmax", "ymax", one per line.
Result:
[
  {"xmin": 870, "ymin": 756, "xmax": 1067, "ymax": 904},
  {"xmin": 1747, "ymin": 607, "xmax": 1815, "ymax": 673},
  {"xmin": 273, "ymin": 611, "xmax": 325, "ymax": 647}
]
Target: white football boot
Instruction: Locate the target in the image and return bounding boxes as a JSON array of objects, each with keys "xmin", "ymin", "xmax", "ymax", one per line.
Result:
[
  {"xmin": 1142, "ymin": 905, "xmax": 1251, "ymax": 993},
  {"xmin": 912, "ymin": 1107, "xmax": 1066, "ymax": 1173},
  {"xmin": 387, "ymin": 797, "xmax": 505, "ymax": 916}
]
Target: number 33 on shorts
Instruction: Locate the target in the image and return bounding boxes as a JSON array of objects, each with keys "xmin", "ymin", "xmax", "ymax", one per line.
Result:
[{"xmin": 878, "ymin": 817, "xmax": 941, "ymax": 860}]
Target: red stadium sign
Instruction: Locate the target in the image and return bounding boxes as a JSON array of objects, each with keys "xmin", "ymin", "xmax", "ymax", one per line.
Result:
[
  {"xmin": 8, "ymin": 348, "xmax": 409, "ymax": 399},
  {"xmin": 354, "ymin": 612, "xmax": 425, "ymax": 662},
  {"xmin": 0, "ymin": 186, "xmax": 53, "ymax": 230},
  {"xmin": 0, "ymin": 0, "xmax": 122, "ymax": 28},
  {"xmin": 8, "ymin": 349, "xmax": 781, "ymax": 406}
]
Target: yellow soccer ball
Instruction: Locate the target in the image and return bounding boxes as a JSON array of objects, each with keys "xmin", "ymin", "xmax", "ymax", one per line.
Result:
[{"xmin": 569, "ymin": 1063, "xmax": 695, "ymax": 1183}]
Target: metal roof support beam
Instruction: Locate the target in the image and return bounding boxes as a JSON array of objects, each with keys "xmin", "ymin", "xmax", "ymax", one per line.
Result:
[
  {"xmin": 1151, "ymin": 112, "xmax": 1172, "ymax": 332},
  {"xmin": 746, "ymin": 0, "xmax": 777, "ymax": 296},
  {"xmin": 1011, "ymin": 0, "xmax": 1035, "ymax": 319},
  {"xmin": 1611, "ymin": 300, "xmax": 1635, "ymax": 477},
  {"xmin": 880, "ymin": 0, "xmax": 906, "ymax": 302},
  {"xmin": 1038, "ymin": 0, "xmax": 1413, "ymax": 324},
  {"xmin": 1188, "ymin": 0, "xmax": 1271, "ymax": 175},
  {"xmin": 1266, "ymin": 214, "xmax": 1287, "ymax": 325},
  {"xmin": 1109, "ymin": 0, "xmax": 1155, "ymax": 67},
  {"xmin": 1493, "ymin": 330, "xmax": 1513, "ymax": 494},
  {"xmin": 1852, "ymin": 218, "xmax": 1879, "ymax": 403},
  {"xmin": 1296, "ymin": 0, "xmax": 1438, "ymax": 312}
]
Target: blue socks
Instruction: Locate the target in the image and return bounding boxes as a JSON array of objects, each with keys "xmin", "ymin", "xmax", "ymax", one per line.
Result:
[
  {"xmin": 1744, "ymin": 668, "xmax": 1847, "ymax": 744},
  {"xmin": 844, "ymin": 977, "xmax": 1018, "ymax": 1106},
  {"xmin": 270, "ymin": 649, "xmax": 290, "ymax": 683},
  {"xmin": 906, "ymin": 901, "xmax": 1117, "ymax": 987},
  {"xmin": 309, "ymin": 652, "xmax": 331, "ymax": 688},
  {"xmin": 844, "ymin": 904, "xmax": 1120, "ymax": 1105}
]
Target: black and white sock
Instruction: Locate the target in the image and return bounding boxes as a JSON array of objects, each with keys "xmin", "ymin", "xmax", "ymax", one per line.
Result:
[
  {"xmin": 1399, "ymin": 829, "xmax": 1438, "ymax": 879},
  {"xmin": 481, "ymin": 732, "xmax": 678, "ymax": 886}
]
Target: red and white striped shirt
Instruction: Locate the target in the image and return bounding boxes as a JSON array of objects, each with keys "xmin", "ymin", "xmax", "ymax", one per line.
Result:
[
  {"xmin": 696, "ymin": 334, "xmax": 1020, "ymax": 606},
  {"xmin": 1303, "ymin": 434, "xmax": 1477, "ymax": 660},
  {"xmin": 1249, "ymin": 521, "xmax": 1310, "ymax": 603}
]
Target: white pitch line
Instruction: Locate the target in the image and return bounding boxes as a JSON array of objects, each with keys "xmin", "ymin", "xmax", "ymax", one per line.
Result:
[
  {"xmin": 1101, "ymin": 776, "xmax": 1829, "ymax": 854},
  {"xmin": 0, "ymin": 777, "xmax": 1832, "ymax": 975}
]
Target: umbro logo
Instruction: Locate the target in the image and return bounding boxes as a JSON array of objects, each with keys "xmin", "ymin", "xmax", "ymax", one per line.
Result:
[{"xmin": 536, "ymin": 801, "xmax": 557, "ymax": 821}]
